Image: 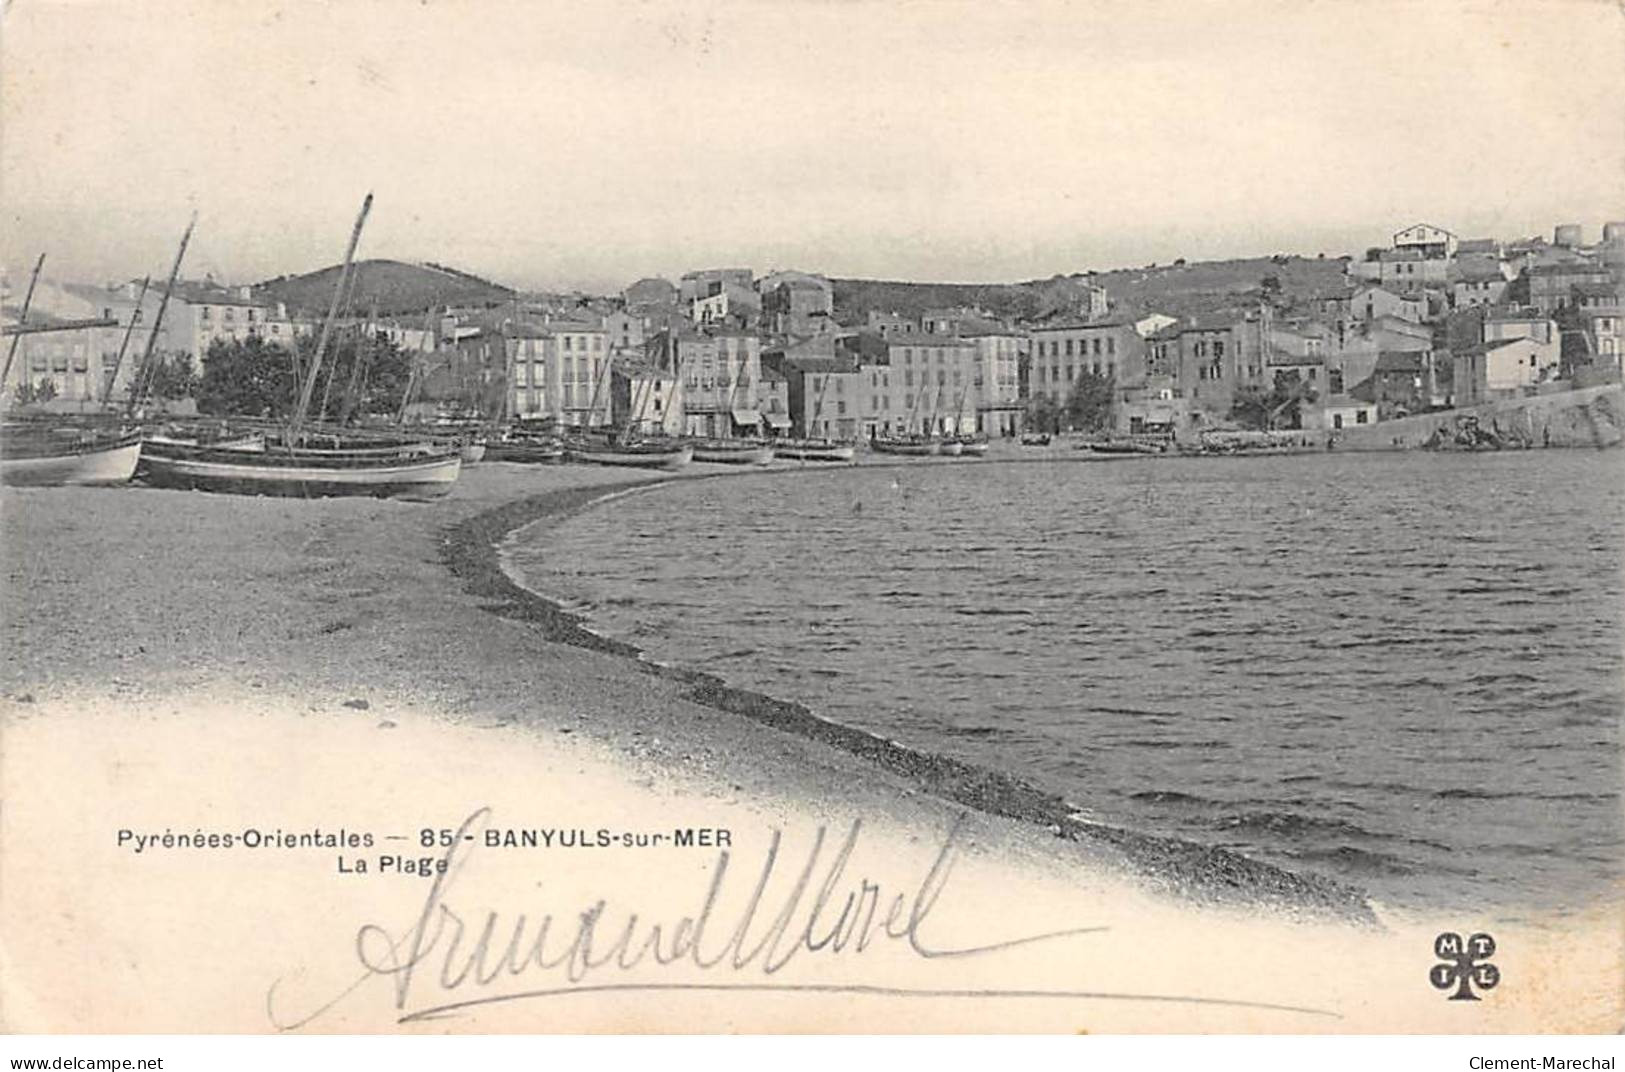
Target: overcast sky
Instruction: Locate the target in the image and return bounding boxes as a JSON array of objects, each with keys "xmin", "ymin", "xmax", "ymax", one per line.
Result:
[{"xmin": 2, "ymin": 0, "xmax": 1621, "ymax": 293}]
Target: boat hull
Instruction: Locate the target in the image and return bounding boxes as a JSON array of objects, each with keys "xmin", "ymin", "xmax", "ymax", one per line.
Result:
[
  {"xmin": 486, "ymin": 441, "xmax": 564, "ymax": 463},
  {"xmin": 871, "ymin": 439, "xmax": 935, "ymax": 456},
  {"xmin": 691, "ymin": 443, "xmax": 774, "ymax": 465},
  {"xmin": 139, "ymin": 444, "xmax": 462, "ymax": 499},
  {"xmin": 958, "ymin": 439, "xmax": 990, "ymax": 456},
  {"xmin": 937, "ymin": 440, "xmax": 964, "ymax": 456},
  {"xmin": 569, "ymin": 444, "xmax": 693, "ymax": 470},
  {"xmin": 459, "ymin": 442, "xmax": 487, "ymax": 464},
  {"xmin": 775, "ymin": 441, "xmax": 855, "ymax": 462},
  {"xmin": 1, "ymin": 436, "xmax": 142, "ymax": 487}
]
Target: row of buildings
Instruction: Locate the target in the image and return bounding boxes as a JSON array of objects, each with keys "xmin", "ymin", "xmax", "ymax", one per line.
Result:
[{"xmin": 5, "ymin": 220, "xmax": 1621, "ymax": 439}]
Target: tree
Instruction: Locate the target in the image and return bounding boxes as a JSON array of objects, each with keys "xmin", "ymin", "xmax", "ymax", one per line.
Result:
[
  {"xmin": 1229, "ymin": 370, "xmax": 1319, "ymax": 430},
  {"xmin": 1025, "ymin": 392, "xmax": 1062, "ymax": 434},
  {"xmin": 12, "ymin": 377, "xmax": 58, "ymax": 406},
  {"xmin": 197, "ymin": 335, "xmax": 301, "ymax": 418},
  {"xmin": 144, "ymin": 351, "xmax": 197, "ymax": 400},
  {"xmin": 196, "ymin": 330, "xmax": 414, "ymax": 421},
  {"xmin": 1065, "ymin": 368, "xmax": 1116, "ymax": 433}
]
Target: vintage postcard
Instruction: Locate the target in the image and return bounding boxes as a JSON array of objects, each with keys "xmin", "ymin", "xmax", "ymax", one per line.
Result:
[{"xmin": 1, "ymin": 0, "xmax": 1621, "ymax": 1039}]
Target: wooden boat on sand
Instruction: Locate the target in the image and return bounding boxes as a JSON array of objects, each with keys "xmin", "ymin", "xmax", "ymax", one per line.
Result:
[
  {"xmin": 956, "ymin": 435, "xmax": 990, "ymax": 457},
  {"xmin": 486, "ymin": 437, "xmax": 564, "ymax": 464},
  {"xmin": 774, "ymin": 439, "xmax": 856, "ymax": 462},
  {"xmin": 137, "ymin": 439, "xmax": 462, "ymax": 498},
  {"xmin": 871, "ymin": 436, "xmax": 938, "ymax": 456},
  {"xmin": 690, "ymin": 440, "xmax": 774, "ymax": 465},
  {"xmin": 0, "ymin": 430, "xmax": 143, "ymax": 487},
  {"xmin": 566, "ymin": 437, "xmax": 692, "ymax": 470}
]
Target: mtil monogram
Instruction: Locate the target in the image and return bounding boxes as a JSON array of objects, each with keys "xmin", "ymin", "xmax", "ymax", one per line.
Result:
[{"xmin": 1431, "ymin": 932, "xmax": 1499, "ymax": 1001}]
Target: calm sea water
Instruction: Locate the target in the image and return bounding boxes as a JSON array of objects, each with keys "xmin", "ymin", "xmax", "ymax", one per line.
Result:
[{"xmin": 508, "ymin": 452, "xmax": 1624, "ymax": 911}]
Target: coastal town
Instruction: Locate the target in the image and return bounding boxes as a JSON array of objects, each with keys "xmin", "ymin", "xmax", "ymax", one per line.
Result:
[{"xmin": 1, "ymin": 213, "xmax": 1622, "ymax": 490}]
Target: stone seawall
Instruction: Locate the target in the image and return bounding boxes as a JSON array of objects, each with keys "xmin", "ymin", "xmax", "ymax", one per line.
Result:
[{"xmin": 1331, "ymin": 382, "xmax": 1624, "ymax": 451}]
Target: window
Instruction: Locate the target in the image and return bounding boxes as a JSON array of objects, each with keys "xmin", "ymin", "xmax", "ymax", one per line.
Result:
[
  {"xmin": 1333, "ymin": 414, "xmax": 1344, "ymax": 429},
  {"xmin": 837, "ymin": 400, "xmax": 846, "ymax": 415},
  {"xmin": 1213, "ymin": 341, "xmax": 1225, "ymax": 358},
  {"xmin": 1107, "ymin": 337, "xmax": 1116, "ymax": 355},
  {"xmin": 1092, "ymin": 338, "xmax": 1101, "ymax": 356},
  {"xmin": 1065, "ymin": 340, "xmax": 1075, "ymax": 357}
]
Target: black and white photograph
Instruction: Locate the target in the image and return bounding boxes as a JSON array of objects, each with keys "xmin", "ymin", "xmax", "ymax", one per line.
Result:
[{"xmin": 1, "ymin": 0, "xmax": 1621, "ymax": 1048}]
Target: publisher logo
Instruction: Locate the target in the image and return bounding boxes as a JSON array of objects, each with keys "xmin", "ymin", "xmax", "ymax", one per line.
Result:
[{"xmin": 1430, "ymin": 931, "xmax": 1499, "ymax": 1001}]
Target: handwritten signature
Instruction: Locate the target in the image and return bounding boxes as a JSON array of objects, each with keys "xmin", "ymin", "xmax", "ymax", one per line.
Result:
[{"xmin": 266, "ymin": 808, "xmax": 1335, "ymax": 1028}]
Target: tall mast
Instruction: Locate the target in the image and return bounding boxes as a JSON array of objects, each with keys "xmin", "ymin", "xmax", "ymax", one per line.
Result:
[
  {"xmin": 317, "ymin": 257, "xmax": 364, "ymax": 425},
  {"xmin": 125, "ymin": 213, "xmax": 196, "ymax": 418},
  {"xmin": 2, "ymin": 253, "xmax": 47, "ymax": 395},
  {"xmin": 99, "ymin": 275, "xmax": 151, "ymax": 406},
  {"xmin": 397, "ymin": 307, "xmax": 436, "ymax": 424},
  {"xmin": 807, "ymin": 359, "xmax": 838, "ymax": 438},
  {"xmin": 338, "ymin": 299, "xmax": 377, "ymax": 424},
  {"xmin": 291, "ymin": 193, "xmax": 372, "ymax": 439}
]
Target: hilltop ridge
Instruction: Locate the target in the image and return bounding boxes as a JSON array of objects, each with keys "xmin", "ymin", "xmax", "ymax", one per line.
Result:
[{"xmin": 252, "ymin": 259, "xmax": 515, "ymax": 317}]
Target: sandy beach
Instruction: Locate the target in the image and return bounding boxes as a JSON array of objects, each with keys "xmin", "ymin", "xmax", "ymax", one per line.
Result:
[{"xmin": 1, "ymin": 459, "xmax": 1619, "ymax": 1033}]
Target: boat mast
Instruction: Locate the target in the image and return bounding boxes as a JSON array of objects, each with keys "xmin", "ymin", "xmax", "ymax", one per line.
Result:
[
  {"xmin": 317, "ymin": 258, "xmax": 364, "ymax": 426},
  {"xmin": 903, "ymin": 377, "xmax": 927, "ymax": 435},
  {"xmin": 337, "ymin": 298, "xmax": 377, "ymax": 425},
  {"xmin": 582, "ymin": 336, "xmax": 612, "ymax": 432},
  {"xmin": 806, "ymin": 359, "xmax": 837, "ymax": 439},
  {"xmin": 291, "ymin": 193, "xmax": 372, "ymax": 441},
  {"xmin": 125, "ymin": 214, "xmax": 196, "ymax": 419},
  {"xmin": 99, "ymin": 275, "xmax": 152, "ymax": 407},
  {"xmin": 1, "ymin": 252, "xmax": 46, "ymax": 396},
  {"xmin": 397, "ymin": 307, "xmax": 436, "ymax": 424}
]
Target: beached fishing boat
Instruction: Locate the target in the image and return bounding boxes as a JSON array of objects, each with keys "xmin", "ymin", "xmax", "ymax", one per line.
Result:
[
  {"xmin": 486, "ymin": 436, "xmax": 564, "ymax": 463},
  {"xmin": 138, "ymin": 439, "xmax": 462, "ymax": 498},
  {"xmin": 145, "ymin": 430, "xmax": 266, "ymax": 453},
  {"xmin": 936, "ymin": 438, "xmax": 964, "ymax": 457},
  {"xmin": 774, "ymin": 438, "xmax": 855, "ymax": 462},
  {"xmin": 690, "ymin": 440, "xmax": 774, "ymax": 465},
  {"xmin": 1020, "ymin": 432, "xmax": 1052, "ymax": 446},
  {"xmin": 0, "ymin": 430, "xmax": 143, "ymax": 487},
  {"xmin": 459, "ymin": 441, "xmax": 487, "ymax": 464},
  {"xmin": 567, "ymin": 437, "xmax": 692, "ymax": 470},
  {"xmin": 956, "ymin": 435, "xmax": 990, "ymax": 457},
  {"xmin": 1076, "ymin": 436, "xmax": 1164, "ymax": 455},
  {"xmin": 871, "ymin": 435, "xmax": 937, "ymax": 456}
]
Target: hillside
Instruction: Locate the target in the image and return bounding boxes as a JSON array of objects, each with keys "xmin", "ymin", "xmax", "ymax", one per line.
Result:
[
  {"xmin": 832, "ymin": 254, "xmax": 1352, "ymax": 324},
  {"xmin": 253, "ymin": 259, "xmax": 514, "ymax": 317}
]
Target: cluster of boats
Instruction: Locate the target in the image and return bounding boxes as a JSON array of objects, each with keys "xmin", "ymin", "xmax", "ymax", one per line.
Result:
[
  {"xmin": 869, "ymin": 433, "xmax": 989, "ymax": 457},
  {"xmin": 0, "ymin": 417, "xmax": 476, "ymax": 498}
]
